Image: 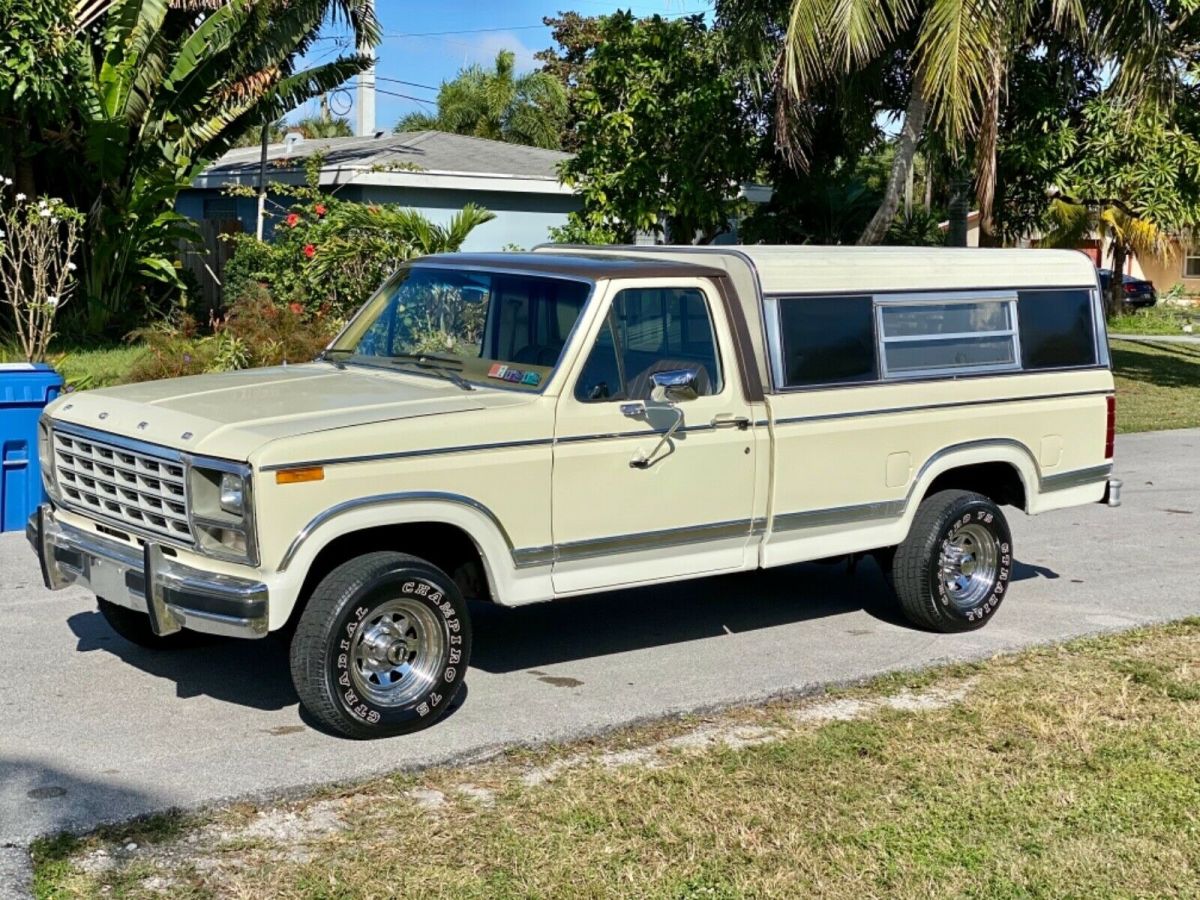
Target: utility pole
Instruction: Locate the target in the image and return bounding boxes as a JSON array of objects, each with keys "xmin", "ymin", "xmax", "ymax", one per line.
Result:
[
  {"xmin": 356, "ymin": 0, "xmax": 377, "ymax": 137},
  {"xmin": 256, "ymin": 118, "xmax": 269, "ymax": 241}
]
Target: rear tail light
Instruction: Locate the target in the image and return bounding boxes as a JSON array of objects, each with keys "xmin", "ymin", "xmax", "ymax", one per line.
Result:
[
  {"xmin": 1123, "ymin": 283, "xmax": 1137, "ymax": 294},
  {"xmin": 1105, "ymin": 395, "xmax": 1116, "ymax": 459}
]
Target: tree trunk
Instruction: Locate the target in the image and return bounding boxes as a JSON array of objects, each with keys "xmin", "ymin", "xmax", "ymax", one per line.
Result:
[
  {"xmin": 946, "ymin": 170, "xmax": 970, "ymax": 247},
  {"xmin": 1108, "ymin": 241, "xmax": 1127, "ymax": 318},
  {"xmin": 859, "ymin": 74, "xmax": 927, "ymax": 245}
]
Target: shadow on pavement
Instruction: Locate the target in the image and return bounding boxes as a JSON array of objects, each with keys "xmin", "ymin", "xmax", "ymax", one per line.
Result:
[
  {"xmin": 59, "ymin": 554, "xmax": 1045, "ymax": 710},
  {"xmin": 0, "ymin": 756, "xmax": 170, "ymax": 848},
  {"xmin": 66, "ymin": 609, "xmax": 298, "ymax": 712},
  {"xmin": 1011, "ymin": 560, "xmax": 1060, "ymax": 582},
  {"xmin": 470, "ymin": 557, "xmax": 908, "ymax": 673}
]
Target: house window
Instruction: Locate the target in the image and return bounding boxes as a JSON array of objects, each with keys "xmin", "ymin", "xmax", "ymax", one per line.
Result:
[
  {"xmin": 876, "ymin": 295, "xmax": 1020, "ymax": 379},
  {"xmin": 1185, "ymin": 247, "xmax": 1200, "ymax": 278},
  {"xmin": 776, "ymin": 295, "xmax": 877, "ymax": 387}
]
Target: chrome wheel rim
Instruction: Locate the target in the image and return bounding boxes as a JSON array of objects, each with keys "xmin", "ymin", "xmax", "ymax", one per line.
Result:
[
  {"xmin": 940, "ymin": 523, "xmax": 999, "ymax": 610},
  {"xmin": 348, "ymin": 597, "xmax": 446, "ymax": 708}
]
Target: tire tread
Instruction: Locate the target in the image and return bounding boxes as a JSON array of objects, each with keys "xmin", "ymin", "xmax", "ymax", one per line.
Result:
[
  {"xmin": 289, "ymin": 551, "xmax": 465, "ymax": 739},
  {"xmin": 892, "ymin": 489, "xmax": 1002, "ymax": 633}
]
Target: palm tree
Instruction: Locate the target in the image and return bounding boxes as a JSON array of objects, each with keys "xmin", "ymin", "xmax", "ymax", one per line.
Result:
[
  {"xmin": 1043, "ymin": 200, "xmax": 1172, "ymax": 316},
  {"xmin": 64, "ymin": 0, "xmax": 380, "ymax": 331},
  {"xmin": 774, "ymin": 0, "xmax": 1089, "ymax": 244},
  {"xmin": 394, "ymin": 50, "xmax": 567, "ymax": 150}
]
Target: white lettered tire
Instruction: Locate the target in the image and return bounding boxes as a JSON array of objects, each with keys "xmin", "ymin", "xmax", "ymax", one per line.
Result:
[
  {"xmin": 892, "ymin": 490, "xmax": 1013, "ymax": 632},
  {"xmin": 289, "ymin": 552, "xmax": 471, "ymax": 738}
]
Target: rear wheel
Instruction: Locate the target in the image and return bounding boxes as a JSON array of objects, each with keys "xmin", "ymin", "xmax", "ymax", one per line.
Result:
[
  {"xmin": 290, "ymin": 552, "xmax": 471, "ymax": 739},
  {"xmin": 891, "ymin": 490, "xmax": 1012, "ymax": 632}
]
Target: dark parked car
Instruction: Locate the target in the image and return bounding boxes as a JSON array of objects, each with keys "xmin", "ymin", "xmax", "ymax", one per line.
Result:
[{"xmin": 1098, "ymin": 269, "xmax": 1157, "ymax": 308}]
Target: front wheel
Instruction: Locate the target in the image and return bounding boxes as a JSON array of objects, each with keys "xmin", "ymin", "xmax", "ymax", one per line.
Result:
[
  {"xmin": 891, "ymin": 490, "xmax": 1012, "ymax": 632},
  {"xmin": 289, "ymin": 552, "xmax": 472, "ymax": 739}
]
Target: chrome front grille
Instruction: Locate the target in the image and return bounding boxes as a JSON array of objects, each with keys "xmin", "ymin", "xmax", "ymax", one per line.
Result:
[{"xmin": 53, "ymin": 429, "xmax": 193, "ymax": 542}]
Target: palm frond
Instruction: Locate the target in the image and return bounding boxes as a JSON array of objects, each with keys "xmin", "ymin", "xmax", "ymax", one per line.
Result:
[
  {"xmin": 185, "ymin": 55, "xmax": 371, "ymax": 170},
  {"xmin": 915, "ymin": 0, "xmax": 1003, "ymax": 143},
  {"xmin": 1040, "ymin": 197, "xmax": 1095, "ymax": 249}
]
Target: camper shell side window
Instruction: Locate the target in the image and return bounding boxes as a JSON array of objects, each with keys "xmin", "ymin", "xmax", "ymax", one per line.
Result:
[{"xmin": 764, "ymin": 286, "xmax": 1101, "ymax": 391}]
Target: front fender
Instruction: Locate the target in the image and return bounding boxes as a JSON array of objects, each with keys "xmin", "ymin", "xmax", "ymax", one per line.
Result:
[{"xmin": 270, "ymin": 491, "xmax": 548, "ymax": 622}]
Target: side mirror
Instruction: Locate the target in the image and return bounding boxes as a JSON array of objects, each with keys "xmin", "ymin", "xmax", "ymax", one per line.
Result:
[{"xmin": 650, "ymin": 368, "xmax": 700, "ymax": 404}]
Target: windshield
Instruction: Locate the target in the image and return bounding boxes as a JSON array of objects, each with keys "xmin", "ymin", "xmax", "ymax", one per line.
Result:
[{"xmin": 329, "ymin": 266, "xmax": 591, "ymax": 390}]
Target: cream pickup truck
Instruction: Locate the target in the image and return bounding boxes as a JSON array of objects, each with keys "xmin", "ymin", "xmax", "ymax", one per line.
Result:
[{"xmin": 28, "ymin": 246, "xmax": 1119, "ymax": 737}]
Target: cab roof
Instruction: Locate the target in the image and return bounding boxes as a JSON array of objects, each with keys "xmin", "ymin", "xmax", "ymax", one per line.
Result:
[{"xmin": 412, "ymin": 251, "xmax": 725, "ymax": 282}]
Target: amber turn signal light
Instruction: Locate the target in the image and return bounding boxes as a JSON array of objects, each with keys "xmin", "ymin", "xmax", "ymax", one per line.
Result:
[{"xmin": 275, "ymin": 466, "xmax": 325, "ymax": 485}]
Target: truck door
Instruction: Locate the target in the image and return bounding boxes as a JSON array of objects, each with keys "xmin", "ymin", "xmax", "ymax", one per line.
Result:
[{"xmin": 551, "ymin": 279, "xmax": 759, "ymax": 594}]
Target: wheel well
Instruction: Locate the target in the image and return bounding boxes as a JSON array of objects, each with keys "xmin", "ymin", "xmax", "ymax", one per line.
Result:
[
  {"xmin": 922, "ymin": 461, "xmax": 1026, "ymax": 510},
  {"xmin": 292, "ymin": 523, "xmax": 494, "ymax": 624}
]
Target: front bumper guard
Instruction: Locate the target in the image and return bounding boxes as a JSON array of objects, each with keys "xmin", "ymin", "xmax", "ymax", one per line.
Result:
[{"xmin": 28, "ymin": 505, "xmax": 269, "ymax": 640}]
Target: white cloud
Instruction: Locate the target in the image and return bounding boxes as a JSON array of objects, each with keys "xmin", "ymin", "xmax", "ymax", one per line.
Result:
[{"xmin": 459, "ymin": 31, "xmax": 540, "ymax": 73}]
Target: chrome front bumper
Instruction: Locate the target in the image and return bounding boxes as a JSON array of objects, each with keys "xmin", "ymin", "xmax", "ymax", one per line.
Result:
[{"xmin": 27, "ymin": 505, "xmax": 269, "ymax": 639}]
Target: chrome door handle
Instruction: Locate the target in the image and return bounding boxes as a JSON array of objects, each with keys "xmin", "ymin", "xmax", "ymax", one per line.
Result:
[{"xmin": 710, "ymin": 413, "xmax": 751, "ymax": 430}]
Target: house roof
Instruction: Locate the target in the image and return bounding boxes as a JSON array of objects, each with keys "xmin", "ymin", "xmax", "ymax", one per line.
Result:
[{"xmin": 193, "ymin": 131, "xmax": 575, "ymax": 196}]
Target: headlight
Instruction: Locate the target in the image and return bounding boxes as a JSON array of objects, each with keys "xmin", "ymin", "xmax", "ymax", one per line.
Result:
[
  {"xmin": 219, "ymin": 472, "xmax": 245, "ymax": 516},
  {"xmin": 187, "ymin": 461, "xmax": 257, "ymax": 565}
]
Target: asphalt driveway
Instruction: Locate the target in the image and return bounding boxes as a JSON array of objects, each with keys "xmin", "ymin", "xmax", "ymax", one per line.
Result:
[{"xmin": 1, "ymin": 428, "xmax": 1197, "ymax": 890}]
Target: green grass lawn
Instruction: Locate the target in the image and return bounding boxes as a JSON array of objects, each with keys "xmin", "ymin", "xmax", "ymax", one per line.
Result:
[
  {"xmin": 1112, "ymin": 338, "xmax": 1200, "ymax": 433},
  {"xmin": 34, "ymin": 621, "xmax": 1200, "ymax": 899},
  {"xmin": 1108, "ymin": 304, "xmax": 1200, "ymax": 336},
  {"xmin": 0, "ymin": 343, "xmax": 146, "ymax": 390}
]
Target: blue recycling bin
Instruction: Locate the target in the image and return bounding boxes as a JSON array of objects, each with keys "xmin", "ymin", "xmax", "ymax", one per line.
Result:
[{"xmin": 1, "ymin": 363, "xmax": 63, "ymax": 532}]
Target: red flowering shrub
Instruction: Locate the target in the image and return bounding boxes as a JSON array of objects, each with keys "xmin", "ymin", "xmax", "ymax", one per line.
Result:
[{"xmin": 222, "ymin": 176, "xmax": 493, "ymax": 321}]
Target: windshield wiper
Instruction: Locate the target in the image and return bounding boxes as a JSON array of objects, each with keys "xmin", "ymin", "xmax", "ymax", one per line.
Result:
[{"xmin": 386, "ymin": 355, "xmax": 475, "ymax": 391}]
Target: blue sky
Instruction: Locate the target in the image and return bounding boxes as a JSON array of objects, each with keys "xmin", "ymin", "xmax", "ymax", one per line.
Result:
[{"xmin": 297, "ymin": 0, "xmax": 714, "ymax": 129}]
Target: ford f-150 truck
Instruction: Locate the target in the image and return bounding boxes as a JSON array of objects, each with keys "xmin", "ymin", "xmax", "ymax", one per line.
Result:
[{"xmin": 28, "ymin": 245, "xmax": 1119, "ymax": 737}]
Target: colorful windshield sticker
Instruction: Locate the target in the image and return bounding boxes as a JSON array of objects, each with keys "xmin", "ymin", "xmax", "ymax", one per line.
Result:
[{"xmin": 487, "ymin": 364, "xmax": 541, "ymax": 387}]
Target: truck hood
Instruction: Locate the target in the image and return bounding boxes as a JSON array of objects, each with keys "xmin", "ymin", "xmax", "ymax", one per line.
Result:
[{"xmin": 46, "ymin": 363, "xmax": 499, "ymax": 461}]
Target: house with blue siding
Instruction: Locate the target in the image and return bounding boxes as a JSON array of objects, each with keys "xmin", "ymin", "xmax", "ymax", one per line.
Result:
[{"xmin": 177, "ymin": 131, "xmax": 580, "ymax": 251}]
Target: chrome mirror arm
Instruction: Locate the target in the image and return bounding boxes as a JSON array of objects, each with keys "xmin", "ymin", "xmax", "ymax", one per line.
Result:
[{"xmin": 629, "ymin": 402, "xmax": 684, "ymax": 469}]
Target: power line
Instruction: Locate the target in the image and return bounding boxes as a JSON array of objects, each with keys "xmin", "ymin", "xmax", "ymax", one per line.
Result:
[
  {"xmin": 346, "ymin": 83, "xmax": 437, "ymax": 106},
  {"xmin": 375, "ymin": 75, "xmax": 439, "ymax": 92}
]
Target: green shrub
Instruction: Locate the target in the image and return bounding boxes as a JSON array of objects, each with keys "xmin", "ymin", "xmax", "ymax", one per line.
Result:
[
  {"xmin": 222, "ymin": 284, "xmax": 340, "ymax": 367},
  {"xmin": 126, "ymin": 287, "xmax": 340, "ymax": 382},
  {"xmin": 221, "ymin": 180, "xmax": 494, "ymax": 320},
  {"xmin": 127, "ymin": 315, "xmax": 217, "ymax": 382}
]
